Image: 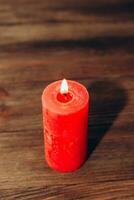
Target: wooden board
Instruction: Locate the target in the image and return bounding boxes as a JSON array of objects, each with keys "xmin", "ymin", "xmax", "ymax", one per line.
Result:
[{"xmin": 0, "ymin": 0, "xmax": 134, "ymax": 199}]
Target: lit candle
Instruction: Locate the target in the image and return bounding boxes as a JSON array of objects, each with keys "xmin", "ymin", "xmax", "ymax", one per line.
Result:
[{"xmin": 42, "ymin": 79, "xmax": 89, "ymax": 172}]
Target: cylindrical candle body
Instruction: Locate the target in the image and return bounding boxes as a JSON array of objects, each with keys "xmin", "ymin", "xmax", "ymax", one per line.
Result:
[{"xmin": 42, "ymin": 80, "xmax": 89, "ymax": 172}]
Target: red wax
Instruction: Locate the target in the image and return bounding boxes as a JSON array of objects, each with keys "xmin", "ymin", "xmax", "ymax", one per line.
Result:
[{"xmin": 42, "ymin": 80, "xmax": 89, "ymax": 172}]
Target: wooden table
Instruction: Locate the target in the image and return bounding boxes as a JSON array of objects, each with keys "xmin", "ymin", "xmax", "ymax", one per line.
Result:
[{"xmin": 0, "ymin": 0, "xmax": 134, "ymax": 199}]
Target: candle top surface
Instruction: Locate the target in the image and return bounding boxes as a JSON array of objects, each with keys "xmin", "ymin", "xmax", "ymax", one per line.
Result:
[{"xmin": 42, "ymin": 80, "xmax": 89, "ymax": 115}]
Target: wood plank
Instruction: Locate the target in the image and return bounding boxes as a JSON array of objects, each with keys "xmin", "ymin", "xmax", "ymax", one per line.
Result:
[{"xmin": 0, "ymin": 0, "xmax": 133, "ymax": 47}]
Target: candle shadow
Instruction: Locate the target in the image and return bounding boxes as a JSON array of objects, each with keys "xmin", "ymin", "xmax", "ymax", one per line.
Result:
[{"xmin": 87, "ymin": 80, "xmax": 128, "ymax": 159}]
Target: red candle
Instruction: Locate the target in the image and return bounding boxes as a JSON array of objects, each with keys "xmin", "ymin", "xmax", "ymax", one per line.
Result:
[{"xmin": 42, "ymin": 79, "xmax": 89, "ymax": 172}]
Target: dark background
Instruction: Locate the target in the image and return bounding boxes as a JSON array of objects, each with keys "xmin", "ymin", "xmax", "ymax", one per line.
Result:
[{"xmin": 0, "ymin": 0, "xmax": 134, "ymax": 199}]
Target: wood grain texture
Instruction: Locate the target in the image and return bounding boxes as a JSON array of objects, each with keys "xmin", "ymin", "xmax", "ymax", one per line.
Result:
[{"xmin": 0, "ymin": 0, "xmax": 134, "ymax": 199}]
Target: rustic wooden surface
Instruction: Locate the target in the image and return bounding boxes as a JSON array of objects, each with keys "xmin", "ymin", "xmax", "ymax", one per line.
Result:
[{"xmin": 0, "ymin": 0, "xmax": 134, "ymax": 199}]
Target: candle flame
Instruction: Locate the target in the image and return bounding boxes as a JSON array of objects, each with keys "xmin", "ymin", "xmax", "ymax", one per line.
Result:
[{"xmin": 60, "ymin": 79, "xmax": 68, "ymax": 94}]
